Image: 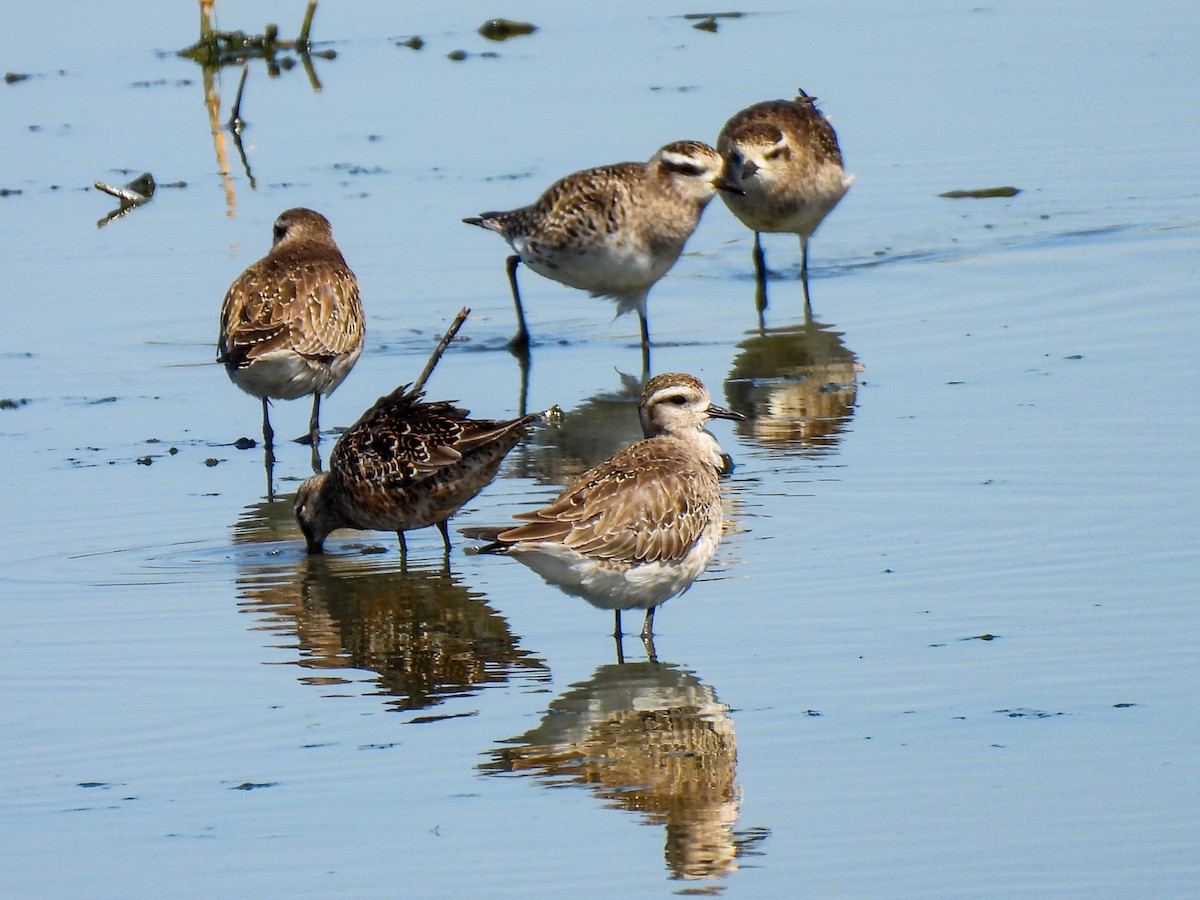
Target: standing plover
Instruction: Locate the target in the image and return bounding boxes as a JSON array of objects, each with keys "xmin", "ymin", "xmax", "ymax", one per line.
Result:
[
  {"xmin": 718, "ymin": 91, "xmax": 853, "ymax": 319},
  {"xmin": 217, "ymin": 208, "xmax": 364, "ymax": 468},
  {"xmin": 295, "ymin": 384, "xmax": 548, "ymax": 562},
  {"xmin": 464, "ymin": 373, "xmax": 743, "ymax": 639},
  {"xmin": 464, "ymin": 141, "xmax": 738, "ymax": 368}
]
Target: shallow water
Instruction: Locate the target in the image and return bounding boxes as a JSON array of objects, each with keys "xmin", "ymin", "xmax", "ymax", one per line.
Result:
[{"xmin": 2, "ymin": 2, "xmax": 1199, "ymax": 896}]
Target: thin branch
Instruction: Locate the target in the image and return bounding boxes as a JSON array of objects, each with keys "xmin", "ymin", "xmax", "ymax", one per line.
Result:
[{"xmin": 411, "ymin": 308, "xmax": 470, "ymax": 396}]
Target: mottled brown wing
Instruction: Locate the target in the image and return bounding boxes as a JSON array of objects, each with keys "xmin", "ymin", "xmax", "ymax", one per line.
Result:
[
  {"xmin": 330, "ymin": 387, "xmax": 534, "ymax": 490},
  {"xmin": 502, "ymin": 438, "xmax": 719, "ymax": 564},
  {"xmin": 218, "ymin": 247, "xmax": 362, "ymax": 367},
  {"xmin": 526, "ymin": 162, "xmax": 644, "ymax": 251}
]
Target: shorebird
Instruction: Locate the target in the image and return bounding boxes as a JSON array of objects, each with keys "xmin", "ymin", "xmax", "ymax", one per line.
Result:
[
  {"xmin": 464, "ymin": 373, "xmax": 743, "ymax": 639},
  {"xmin": 464, "ymin": 141, "xmax": 739, "ymax": 368},
  {"xmin": 217, "ymin": 207, "xmax": 364, "ymax": 468},
  {"xmin": 717, "ymin": 91, "xmax": 854, "ymax": 320},
  {"xmin": 294, "ymin": 383, "xmax": 548, "ymax": 562}
]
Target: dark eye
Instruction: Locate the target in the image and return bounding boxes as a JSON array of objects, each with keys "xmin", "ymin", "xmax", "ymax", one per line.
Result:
[
  {"xmin": 667, "ymin": 394, "xmax": 688, "ymax": 405},
  {"xmin": 273, "ymin": 223, "xmax": 288, "ymax": 243},
  {"xmin": 763, "ymin": 145, "xmax": 789, "ymax": 162},
  {"xmin": 664, "ymin": 160, "xmax": 704, "ymax": 177}
]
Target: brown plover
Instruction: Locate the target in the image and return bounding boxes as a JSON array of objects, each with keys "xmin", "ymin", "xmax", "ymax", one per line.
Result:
[
  {"xmin": 718, "ymin": 91, "xmax": 853, "ymax": 319},
  {"xmin": 464, "ymin": 373, "xmax": 743, "ymax": 638}
]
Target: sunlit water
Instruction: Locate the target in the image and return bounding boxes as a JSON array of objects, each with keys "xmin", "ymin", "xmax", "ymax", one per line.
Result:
[{"xmin": 2, "ymin": 2, "xmax": 1198, "ymax": 896}]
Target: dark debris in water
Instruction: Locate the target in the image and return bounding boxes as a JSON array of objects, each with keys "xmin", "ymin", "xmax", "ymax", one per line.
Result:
[
  {"xmin": 1, "ymin": 398, "xmax": 30, "ymax": 410},
  {"xmin": 397, "ymin": 36, "xmax": 424, "ymax": 50},
  {"xmin": 94, "ymin": 172, "xmax": 156, "ymax": 229},
  {"xmin": 408, "ymin": 710, "xmax": 479, "ymax": 725},
  {"xmin": 478, "ymin": 19, "xmax": 537, "ymax": 41},
  {"xmin": 5, "ymin": 72, "xmax": 31, "ymax": 84},
  {"xmin": 1113, "ymin": 702, "xmax": 1138, "ymax": 709},
  {"xmin": 229, "ymin": 781, "xmax": 278, "ymax": 791},
  {"xmin": 995, "ymin": 708, "xmax": 1065, "ymax": 719},
  {"xmin": 234, "ymin": 437, "xmax": 257, "ymax": 450},
  {"xmin": 0, "ymin": 188, "xmax": 22, "ymax": 197},
  {"xmin": 939, "ymin": 186, "xmax": 1021, "ymax": 199}
]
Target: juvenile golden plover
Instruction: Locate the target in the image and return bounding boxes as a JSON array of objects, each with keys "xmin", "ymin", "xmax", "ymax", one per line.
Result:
[
  {"xmin": 718, "ymin": 91, "xmax": 853, "ymax": 318},
  {"xmin": 464, "ymin": 141, "xmax": 739, "ymax": 368}
]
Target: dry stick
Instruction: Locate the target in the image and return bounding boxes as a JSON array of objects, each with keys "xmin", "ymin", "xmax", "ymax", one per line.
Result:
[
  {"xmin": 410, "ymin": 307, "xmax": 471, "ymax": 396},
  {"xmin": 297, "ymin": 0, "xmax": 318, "ymax": 50}
]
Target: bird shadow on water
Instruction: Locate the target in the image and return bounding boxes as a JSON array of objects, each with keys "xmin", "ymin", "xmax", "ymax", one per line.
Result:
[
  {"xmin": 229, "ymin": 495, "xmax": 548, "ymax": 713},
  {"xmin": 480, "ymin": 657, "xmax": 770, "ymax": 883}
]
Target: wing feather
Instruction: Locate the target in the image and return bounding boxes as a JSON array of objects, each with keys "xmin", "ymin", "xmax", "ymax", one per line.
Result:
[{"xmin": 499, "ymin": 437, "xmax": 720, "ymax": 564}]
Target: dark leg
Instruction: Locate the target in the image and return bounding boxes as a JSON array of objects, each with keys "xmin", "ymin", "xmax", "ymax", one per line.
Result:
[
  {"xmin": 309, "ymin": 393, "xmax": 322, "ymax": 472},
  {"xmin": 505, "ymin": 255, "xmax": 531, "ymax": 353},
  {"xmin": 397, "ymin": 531, "xmax": 408, "ymax": 568},
  {"xmin": 639, "ymin": 311, "xmax": 652, "ymax": 377},
  {"xmin": 261, "ymin": 398, "xmax": 276, "ymax": 501},
  {"xmin": 641, "ymin": 629, "xmax": 658, "ymax": 664},
  {"xmin": 640, "ymin": 607, "xmax": 656, "ymax": 640},
  {"xmin": 614, "ymin": 630, "xmax": 626, "ymax": 665},
  {"xmin": 612, "ymin": 609, "xmax": 623, "ymax": 639},
  {"xmin": 799, "ymin": 236, "xmax": 813, "ymax": 325},
  {"xmin": 262, "ymin": 398, "xmax": 275, "ymax": 455},
  {"xmin": 753, "ymin": 232, "xmax": 769, "ymax": 328},
  {"xmin": 437, "ymin": 520, "xmax": 452, "ymax": 555},
  {"xmin": 515, "ymin": 340, "xmax": 531, "ymax": 417}
]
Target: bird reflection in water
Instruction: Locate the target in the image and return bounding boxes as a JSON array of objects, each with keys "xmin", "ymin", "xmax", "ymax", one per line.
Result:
[
  {"xmin": 724, "ymin": 316, "xmax": 860, "ymax": 456},
  {"xmin": 481, "ymin": 660, "xmax": 769, "ymax": 881},
  {"xmin": 509, "ymin": 370, "xmax": 645, "ymax": 487},
  {"xmin": 231, "ymin": 498, "xmax": 547, "ymax": 712}
]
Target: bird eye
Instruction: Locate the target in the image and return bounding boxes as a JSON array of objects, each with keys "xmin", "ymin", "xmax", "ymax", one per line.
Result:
[
  {"xmin": 664, "ymin": 160, "xmax": 705, "ymax": 177},
  {"xmin": 667, "ymin": 394, "xmax": 688, "ymax": 405}
]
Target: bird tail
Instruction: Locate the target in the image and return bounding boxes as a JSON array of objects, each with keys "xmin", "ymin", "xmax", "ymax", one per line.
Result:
[{"xmin": 459, "ymin": 526, "xmax": 509, "ymax": 554}]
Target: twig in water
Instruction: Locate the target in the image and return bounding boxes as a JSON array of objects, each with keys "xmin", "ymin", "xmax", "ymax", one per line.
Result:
[
  {"xmin": 411, "ymin": 308, "xmax": 471, "ymax": 396},
  {"xmin": 228, "ymin": 64, "xmax": 249, "ymax": 133}
]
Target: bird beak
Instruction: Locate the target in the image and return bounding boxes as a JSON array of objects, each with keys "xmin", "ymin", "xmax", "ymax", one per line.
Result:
[
  {"xmin": 706, "ymin": 403, "xmax": 746, "ymax": 422},
  {"xmin": 739, "ymin": 160, "xmax": 759, "ymax": 181},
  {"xmin": 716, "ymin": 175, "xmax": 745, "ymax": 196}
]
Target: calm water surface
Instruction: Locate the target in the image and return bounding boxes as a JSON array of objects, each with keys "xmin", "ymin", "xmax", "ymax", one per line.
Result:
[{"xmin": 2, "ymin": 2, "xmax": 1198, "ymax": 896}]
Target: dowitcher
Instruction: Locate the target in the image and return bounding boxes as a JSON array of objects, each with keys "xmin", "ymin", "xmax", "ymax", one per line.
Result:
[{"xmin": 295, "ymin": 383, "xmax": 547, "ymax": 562}]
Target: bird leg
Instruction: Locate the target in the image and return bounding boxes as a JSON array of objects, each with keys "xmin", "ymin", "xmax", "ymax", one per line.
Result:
[
  {"xmin": 753, "ymin": 232, "xmax": 769, "ymax": 325},
  {"xmin": 261, "ymin": 397, "xmax": 275, "ymax": 455},
  {"xmin": 397, "ymin": 531, "xmax": 408, "ymax": 568},
  {"xmin": 308, "ymin": 393, "xmax": 322, "ymax": 472},
  {"xmin": 639, "ymin": 316, "xmax": 652, "ymax": 377},
  {"xmin": 799, "ymin": 235, "xmax": 814, "ymax": 325},
  {"xmin": 640, "ymin": 607, "xmax": 656, "ymax": 641},
  {"xmin": 505, "ymin": 254, "xmax": 531, "ymax": 354},
  {"xmin": 612, "ymin": 609, "xmax": 623, "ymax": 639},
  {"xmin": 437, "ymin": 519, "xmax": 452, "ymax": 557},
  {"xmin": 641, "ymin": 629, "xmax": 658, "ymax": 664}
]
